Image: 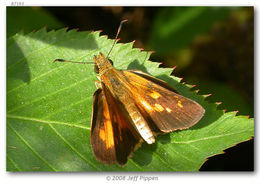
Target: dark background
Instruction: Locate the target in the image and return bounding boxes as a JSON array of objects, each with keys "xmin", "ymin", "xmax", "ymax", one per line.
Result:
[{"xmin": 7, "ymin": 7, "xmax": 254, "ymax": 171}]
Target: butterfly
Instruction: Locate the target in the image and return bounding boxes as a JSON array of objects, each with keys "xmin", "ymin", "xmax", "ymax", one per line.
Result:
[{"xmin": 54, "ymin": 20, "xmax": 205, "ymax": 165}]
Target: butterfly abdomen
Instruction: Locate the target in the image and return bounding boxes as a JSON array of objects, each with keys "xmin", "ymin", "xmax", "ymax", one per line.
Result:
[{"xmin": 124, "ymin": 101, "xmax": 155, "ymax": 144}]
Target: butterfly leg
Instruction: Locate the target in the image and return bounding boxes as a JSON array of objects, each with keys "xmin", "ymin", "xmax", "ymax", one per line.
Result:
[{"xmin": 95, "ymin": 80, "xmax": 102, "ymax": 89}]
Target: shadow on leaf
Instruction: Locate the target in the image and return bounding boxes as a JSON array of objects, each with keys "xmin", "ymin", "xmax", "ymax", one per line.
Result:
[
  {"xmin": 7, "ymin": 37, "xmax": 30, "ymax": 84},
  {"xmin": 131, "ymin": 142, "xmax": 157, "ymax": 166}
]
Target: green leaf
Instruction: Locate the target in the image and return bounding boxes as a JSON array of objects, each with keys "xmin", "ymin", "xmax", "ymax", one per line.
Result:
[{"xmin": 7, "ymin": 28, "xmax": 254, "ymax": 171}]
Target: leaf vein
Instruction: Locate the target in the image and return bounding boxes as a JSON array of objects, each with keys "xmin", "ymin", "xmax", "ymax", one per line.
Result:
[
  {"xmin": 153, "ymin": 151, "xmax": 177, "ymax": 171},
  {"xmin": 167, "ymin": 146, "xmax": 197, "ymax": 164},
  {"xmin": 43, "ymin": 96, "xmax": 92, "ymax": 119},
  {"xmin": 7, "ymin": 30, "xmax": 82, "ymax": 71},
  {"xmin": 47, "ymin": 124, "xmax": 101, "ymax": 171},
  {"xmin": 7, "ymin": 77, "xmax": 93, "ymax": 113},
  {"xmin": 7, "ymin": 121, "xmax": 57, "ymax": 171},
  {"xmin": 127, "ymin": 160, "xmax": 143, "ymax": 170},
  {"xmin": 7, "ymin": 114, "xmax": 91, "ymax": 130},
  {"xmin": 7, "ymin": 32, "xmax": 110, "ymax": 94},
  {"xmin": 171, "ymin": 130, "xmax": 253, "ymax": 144},
  {"xmin": 7, "ymin": 155, "xmax": 22, "ymax": 171}
]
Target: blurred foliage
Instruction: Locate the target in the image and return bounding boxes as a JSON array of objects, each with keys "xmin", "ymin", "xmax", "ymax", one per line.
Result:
[
  {"xmin": 180, "ymin": 8, "xmax": 254, "ymax": 118},
  {"xmin": 148, "ymin": 7, "xmax": 233, "ymax": 55},
  {"xmin": 7, "ymin": 7, "xmax": 63, "ymax": 37},
  {"xmin": 186, "ymin": 78, "xmax": 253, "ymax": 117}
]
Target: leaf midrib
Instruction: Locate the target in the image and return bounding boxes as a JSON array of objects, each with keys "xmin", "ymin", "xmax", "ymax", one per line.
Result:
[{"xmin": 7, "ymin": 114, "xmax": 252, "ymax": 145}]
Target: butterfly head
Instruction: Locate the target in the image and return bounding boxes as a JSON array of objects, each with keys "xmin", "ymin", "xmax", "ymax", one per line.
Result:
[{"xmin": 94, "ymin": 53, "xmax": 114, "ymax": 75}]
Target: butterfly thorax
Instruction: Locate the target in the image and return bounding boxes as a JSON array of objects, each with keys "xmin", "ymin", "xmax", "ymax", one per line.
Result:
[
  {"xmin": 94, "ymin": 53, "xmax": 114, "ymax": 76},
  {"xmin": 93, "ymin": 53, "xmax": 129, "ymax": 99}
]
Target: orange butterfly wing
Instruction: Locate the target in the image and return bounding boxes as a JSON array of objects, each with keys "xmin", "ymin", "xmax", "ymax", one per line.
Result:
[
  {"xmin": 122, "ymin": 70, "xmax": 205, "ymax": 133},
  {"xmin": 91, "ymin": 84, "xmax": 142, "ymax": 165}
]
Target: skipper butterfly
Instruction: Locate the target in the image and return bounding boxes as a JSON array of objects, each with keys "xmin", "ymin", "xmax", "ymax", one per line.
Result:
[{"xmin": 54, "ymin": 20, "xmax": 205, "ymax": 165}]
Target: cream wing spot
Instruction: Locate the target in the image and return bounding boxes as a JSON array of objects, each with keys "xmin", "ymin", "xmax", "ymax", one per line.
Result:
[
  {"xmin": 140, "ymin": 99, "xmax": 153, "ymax": 111},
  {"xmin": 154, "ymin": 103, "xmax": 164, "ymax": 112},
  {"xmin": 149, "ymin": 91, "xmax": 161, "ymax": 99},
  {"xmin": 166, "ymin": 107, "xmax": 172, "ymax": 113},
  {"xmin": 177, "ymin": 100, "xmax": 183, "ymax": 108}
]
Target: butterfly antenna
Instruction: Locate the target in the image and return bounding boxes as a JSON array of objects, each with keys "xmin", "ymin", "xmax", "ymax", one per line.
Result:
[
  {"xmin": 53, "ymin": 59, "xmax": 94, "ymax": 64},
  {"xmin": 106, "ymin": 19, "xmax": 128, "ymax": 58}
]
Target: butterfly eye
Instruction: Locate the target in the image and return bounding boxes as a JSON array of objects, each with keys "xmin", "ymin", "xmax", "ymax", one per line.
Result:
[
  {"xmin": 94, "ymin": 64, "xmax": 99, "ymax": 73},
  {"xmin": 108, "ymin": 59, "xmax": 113, "ymax": 65}
]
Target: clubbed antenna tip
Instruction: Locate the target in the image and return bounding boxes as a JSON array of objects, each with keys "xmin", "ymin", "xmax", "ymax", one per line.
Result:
[
  {"xmin": 107, "ymin": 20, "xmax": 128, "ymax": 58},
  {"xmin": 53, "ymin": 59, "xmax": 65, "ymax": 63}
]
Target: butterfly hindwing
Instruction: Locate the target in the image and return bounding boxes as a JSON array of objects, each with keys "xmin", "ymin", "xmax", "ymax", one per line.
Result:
[
  {"xmin": 91, "ymin": 84, "xmax": 141, "ymax": 165},
  {"xmin": 122, "ymin": 70, "xmax": 205, "ymax": 133}
]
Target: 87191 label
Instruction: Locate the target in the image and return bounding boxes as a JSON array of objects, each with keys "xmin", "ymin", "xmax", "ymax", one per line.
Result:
[{"xmin": 11, "ymin": 2, "xmax": 24, "ymax": 6}]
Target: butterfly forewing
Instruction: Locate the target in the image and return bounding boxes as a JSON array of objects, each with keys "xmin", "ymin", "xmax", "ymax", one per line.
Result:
[
  {"xmin": 91, "ymin": 84, "xmax": 141, "ymax": 165},
  {"xmin": 122, "ymin": 70, "xmax": 205, "ymax": 133}
]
